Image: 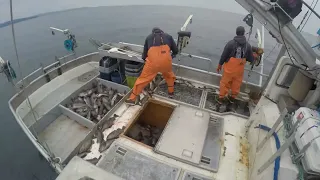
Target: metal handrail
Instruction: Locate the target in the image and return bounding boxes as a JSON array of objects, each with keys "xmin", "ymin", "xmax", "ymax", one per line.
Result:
[
  {"xmin": 118, "ymin": 42, "xmax": 269, "ymax": 86},
  {"xmin": 15, "ymin": 53, "xmax": 76, "ymax": 89}
]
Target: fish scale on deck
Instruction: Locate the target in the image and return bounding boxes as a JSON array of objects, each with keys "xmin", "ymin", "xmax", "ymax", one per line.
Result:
[{"xmin": 77, "ymin": 114, "xmax": 126, "ymax": 165}]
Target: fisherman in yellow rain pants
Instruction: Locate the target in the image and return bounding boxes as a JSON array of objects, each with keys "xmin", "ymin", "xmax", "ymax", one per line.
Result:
[
  {"xmin": 126, "ymin": 27, "xmax": 178, "ymax": 105},
  {"xmin": 216, "ymin": 26, "xmax": 263, "ymax": 110}
]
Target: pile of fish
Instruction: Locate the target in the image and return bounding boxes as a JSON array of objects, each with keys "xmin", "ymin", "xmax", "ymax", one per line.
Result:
[
  {"xmin": 156, "ymin": 79, "xmax": 203, "ymax": 106},
  {"xmin": 77, "ymin": 115, "xmax": 125, "ymax": 165},
  {"xmin": 127, "ymin": 122, "xmax": 163, "ymax": 147},
  {"xmin": 144, "ymin": 74, "xmax": 163, "ymax": 92},
  {"xmin": 66, "ymin": 82, "xmax": 125, "ymax": 123}
]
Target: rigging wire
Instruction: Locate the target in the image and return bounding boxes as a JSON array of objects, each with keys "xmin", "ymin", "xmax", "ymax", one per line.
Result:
[
  {"xmin": 276, "ymin": 8, "xmax": 320, "ymax": 72},
  {"xmin": 264, "ymin": 43, "xmax": 278, "ymax": 61},
  {"xmin": 259, "ymin": 1, "xmax": 320, "ymax": 72},
  {"xmin": 9, "ymin": 0, "xmax": 55, "ymax": 159},
  {"xmin": 9, "ymin": 0, "xmax": 22, "ymax": 79},
  {"xmin": 300, "ymin": 0, "xmax": 319, "ymax": 31},
  {"xmin": 275, "ymin": 11, "xmax": 297, "ymax": 65},
  {"xmin": 297, "ymin": 0, "xmax": 316, "ymax": 30}
]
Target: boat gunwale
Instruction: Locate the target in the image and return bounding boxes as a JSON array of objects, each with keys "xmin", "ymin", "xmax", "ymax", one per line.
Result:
[{"xmin": 7, "ymin": 46, "xmax": 262, "ymax": 173}]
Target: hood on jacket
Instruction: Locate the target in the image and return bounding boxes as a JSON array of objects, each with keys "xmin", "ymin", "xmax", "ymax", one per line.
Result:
[
  {"xmin": 152, "ymin": 27, "xmax": 163, "ymax": 34},
  {"xmin": 233, "ymin": 35, "xmax": 247, "ymax": 45}
]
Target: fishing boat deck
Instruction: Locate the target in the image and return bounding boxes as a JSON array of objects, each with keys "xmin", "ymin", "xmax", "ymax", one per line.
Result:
[
  {"xmin": 56, "ymin": 100, "xmax": 249, "ymax": 180},
  {"xmin": 16, "ymin": 62, "xmax": 99, "ymax": 128},
  {"xmin": 38, "ymin": 114, "xmax": 91, "ymax": 162},
  {"xmin": 10, "ymin": 54, "xmax": 258, "ymax": 180}
]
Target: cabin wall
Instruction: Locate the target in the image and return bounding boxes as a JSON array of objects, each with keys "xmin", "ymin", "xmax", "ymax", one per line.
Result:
[{"xmin": 263, "ymin": 57, "xmax": 293, "ymax": 103}]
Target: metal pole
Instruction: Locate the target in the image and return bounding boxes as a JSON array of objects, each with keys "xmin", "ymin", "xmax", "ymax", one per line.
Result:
[
  {"xmin": 244, "ymin": 68, "xmax": 269, "ymax": 77},
  {"xmin": 302, "ymin": 0, "xmax": 320, "ymax": 20},
  {"xmin": 181, "ymin": 15, "xmax": 193, "ymax": 31},
  {"xmin": 259, "ymin": 25, "xmax": 265, "ymax": 87},
  {"xmin": 50, "ymin": 27, "xmax": 69, "ymax": 34},
  {"xmin": 176, "ymin": 14, "xmax": 193, "ymax": 76},
  {"xmin": 260, "ymin": 45, "xmax": 285, "ymax": 93}
]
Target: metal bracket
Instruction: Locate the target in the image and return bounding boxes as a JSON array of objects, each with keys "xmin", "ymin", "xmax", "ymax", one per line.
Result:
[
  {"xmin": 257, "ymin": 108, "xmax": 288, "ymax": 151},
  {"xmin": 258, "ymin": 110, "xmax": 319, "ymax": 174},
  {"xmin": 258, "ymin": 127, "xmax": 296, "ymax": 174},
  {"xmin": 293, "ymin": 135, "xmax": 320, "ymax": 163}
]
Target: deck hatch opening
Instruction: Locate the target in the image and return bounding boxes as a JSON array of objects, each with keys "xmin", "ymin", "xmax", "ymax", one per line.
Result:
[{"xmin": 124, "ymin": 99, "xmax": 175, "ymax": 147}]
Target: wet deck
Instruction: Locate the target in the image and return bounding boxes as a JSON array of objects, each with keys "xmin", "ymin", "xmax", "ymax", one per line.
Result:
[{"xmin": 155, "ymin": 79, "xmax": 251, "ymax": 117}]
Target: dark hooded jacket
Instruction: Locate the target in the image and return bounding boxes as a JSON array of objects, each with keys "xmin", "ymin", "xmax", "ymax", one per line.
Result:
[
  {"xmin": 142, "ymin": 28, "xmax": 179, "ymax": 60},
  {"xmin": 219, "ymin": 35, "xmax": 254, "ymax": 65}
]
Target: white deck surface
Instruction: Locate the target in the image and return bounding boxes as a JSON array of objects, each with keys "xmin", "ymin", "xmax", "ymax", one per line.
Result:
[
  {"xmin": 155, "ymin": 105, "xmax": 210, "ymax": 165},
  {"xmin": 100, "ymin": 99, "xmax": 249, "ymax": 179},
  {"xmin": 38, "ymin": 115, "xmax": 90, "ymax": 162},
  {"xmin": 60, "ymin": 95, "xmax": 249, "ymax": 179},
  {"xmin": 110, "ymin": 114, "xmax": 248, "ymax": 180},
  {"xmin": 17, "ymin": 62, "xmax": 99, "ymax": 127},
  {"xmin": 247, "ymin": 96, "xmax": 298, "ymax": 180},
  {"xmin": 14, "ymin": 60, "xmax": 251, "ymax": 179},
  {"xmin": 57, "ymin": 156, "xmax": 123, "ymax": 180}
]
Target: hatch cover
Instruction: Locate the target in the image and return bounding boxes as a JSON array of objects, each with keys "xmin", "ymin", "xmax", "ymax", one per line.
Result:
[
  {"xmin": 154, "ymin": 105, "xmax": 210, "ymax": 165},
  {"xmin": 98, "ymin": 144, "xmax": 180, "ymax": 180}
]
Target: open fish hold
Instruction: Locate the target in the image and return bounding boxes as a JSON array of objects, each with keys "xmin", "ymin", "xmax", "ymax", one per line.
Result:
[{"xmin": 62, "ymin": 78, "xmax": 130, "ymax": 124}]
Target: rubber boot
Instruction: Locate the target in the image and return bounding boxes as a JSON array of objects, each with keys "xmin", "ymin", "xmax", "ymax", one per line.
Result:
[
  {"xmin": 215, "ymin": 96, "xmax": 226, "ymax": 113},
  {"xmin": 168, "ymin": 92, "xmax": 174, "ymax": 99},
  {"xmin": 226, "ymin": 95, "xmax": 237, "ymax": 112},
  {"xmin": 125, "ymin": 99, "xmax": 136, "ymax": 106}
]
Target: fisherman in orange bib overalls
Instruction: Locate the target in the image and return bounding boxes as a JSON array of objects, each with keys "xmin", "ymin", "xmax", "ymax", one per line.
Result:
[
  {"xmin": 216, "ymin": 26, "xmax": 263, "ymax": 108},
  {"xmin": 126, "ymin": 27, "xmax": 178, "ymax": 105}
]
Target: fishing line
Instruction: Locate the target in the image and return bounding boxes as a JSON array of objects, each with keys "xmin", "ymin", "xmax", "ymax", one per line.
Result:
[{"xmin": 9, "ymin": 0, "xmax": 55, "ymax": 159}]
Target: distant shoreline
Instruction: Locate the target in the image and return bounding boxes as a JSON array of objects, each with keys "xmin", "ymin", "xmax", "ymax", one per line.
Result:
[
  {"xmin": 0, "ymin": 5, "xmax": 242, "ymax": 29},
  {"xmin": 0, "ymin": 15, "xmax": 38, "ymax": 28}
]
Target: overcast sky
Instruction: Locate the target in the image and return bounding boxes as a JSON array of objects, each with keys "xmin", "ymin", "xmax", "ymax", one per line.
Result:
[{"xmin": 0, "ymin": 0, "xmax": 319, "ymax": 34}]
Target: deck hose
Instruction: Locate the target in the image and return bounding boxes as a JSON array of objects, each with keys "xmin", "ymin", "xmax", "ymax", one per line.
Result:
[{"xmin": 255, "ymin": 124, "xmax": 280, "ymax": 180}]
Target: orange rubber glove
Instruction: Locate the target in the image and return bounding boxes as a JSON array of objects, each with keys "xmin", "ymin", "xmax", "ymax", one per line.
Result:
[{"xmin": 216, "ymin": 64, "xmax": 222, "ymax": 73}]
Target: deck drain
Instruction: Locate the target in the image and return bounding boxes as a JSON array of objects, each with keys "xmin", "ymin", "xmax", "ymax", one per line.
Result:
[
  {"xmin": 200, "ymin": 156, "xmax": 211, "ymax": 165},
  {"xmin": 116, "ymin": 147, "xmax": 127, "ymax": 156}
]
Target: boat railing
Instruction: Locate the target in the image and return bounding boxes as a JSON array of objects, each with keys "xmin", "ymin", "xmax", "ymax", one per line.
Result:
[
  {"xmin": 10, "ymin": 38, "xmax": 270, "ymax": 112},
  {"xmin": 15, "ymin": 53, "xmax": 76, "ymax": 90},
  {"xmin": 119, "ymin": 42, "xmax": 269, "ymax": 87},
  {"xmin": 9, "ymin": 52, "xmax": 99, "ymax": 111}
]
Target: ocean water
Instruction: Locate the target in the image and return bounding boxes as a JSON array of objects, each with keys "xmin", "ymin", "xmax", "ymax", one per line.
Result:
[{"xmin": 0, "ymin": 5, "xmax": 280, "ymax": 179}]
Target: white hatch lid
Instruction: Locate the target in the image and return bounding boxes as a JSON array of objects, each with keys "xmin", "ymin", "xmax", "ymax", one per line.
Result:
[{"xmin": 154, "ymin": 105, "xmax": 210, "ymax": 164}]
